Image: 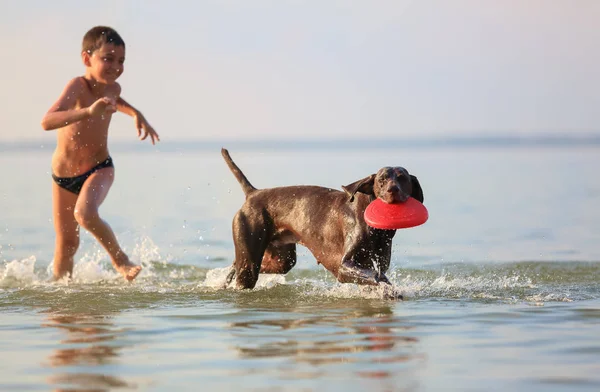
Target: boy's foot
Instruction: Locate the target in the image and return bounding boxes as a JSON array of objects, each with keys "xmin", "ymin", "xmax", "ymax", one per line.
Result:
[{"xmin": 114, "ymin": 260, "xmax": 142, "ymax": 281}]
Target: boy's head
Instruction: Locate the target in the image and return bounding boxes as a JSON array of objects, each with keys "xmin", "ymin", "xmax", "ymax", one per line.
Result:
[
  {"xmin": 82, "ymin": 26, "xmax": 125, "ymax": 55},
  {"xmin": 81, "ymin": 26, "xmax": 126, "ymax": 84}
]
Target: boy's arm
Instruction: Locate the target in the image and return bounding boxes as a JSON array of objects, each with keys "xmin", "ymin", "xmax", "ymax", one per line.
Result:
[
  {"xmin": 117, "ymin": 96, "xmax": 160, "ymax": 144},
  {"xmin": 41, "ymin": 78, "xmax": 89, "ymax": 130},
  {"xmin": 41, "ymin": 78, "xmax": 114, "ymax": 131},
  {"xmin": 116, "ymin": 96, "xmax": 139, "ymax": 117}
]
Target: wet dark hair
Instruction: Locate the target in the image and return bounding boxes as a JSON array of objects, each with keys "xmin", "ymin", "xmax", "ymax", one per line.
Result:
[{"xmin": 82, "ymin": 26, "xmax": 125, "ymax": 54}]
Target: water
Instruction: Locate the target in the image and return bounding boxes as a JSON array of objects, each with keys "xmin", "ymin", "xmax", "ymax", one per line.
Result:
[{"xmin": 1, "ymin": 143, "xmax": 599, "ymax": 391}]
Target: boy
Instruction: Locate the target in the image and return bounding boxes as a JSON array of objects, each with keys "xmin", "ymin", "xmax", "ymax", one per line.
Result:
[{"xmin": 41, "ymin": 26, "xmax": 159, "ymax": 281}]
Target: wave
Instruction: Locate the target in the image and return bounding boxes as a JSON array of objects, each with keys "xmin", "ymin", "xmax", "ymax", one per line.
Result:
[{"xmin": 2, "ymin": 252, "xmax": 598, "ymax": 307}]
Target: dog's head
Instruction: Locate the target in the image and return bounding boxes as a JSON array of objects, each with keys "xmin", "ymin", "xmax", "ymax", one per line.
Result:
[{"xmin": 342, "ymin": 167, "xmax": 423, "ymax": 204}]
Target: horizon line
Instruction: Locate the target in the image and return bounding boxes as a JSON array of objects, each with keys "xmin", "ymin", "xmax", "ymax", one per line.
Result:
[{"xmin": 2, "ymin": 133, "xmax": 600, "ymax": 153}]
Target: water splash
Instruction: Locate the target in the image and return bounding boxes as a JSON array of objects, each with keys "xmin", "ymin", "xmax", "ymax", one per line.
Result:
[
  {"xmin": 2, "ymin": 235, "xmax": 168, "ymax": 287},
  {"xmin": 203, "ymin": 267, "xmax": 286, "ymax": 290},
  {"xmin": 1, "ymin": 256, "xmax": 38, "ymax": 287},
  {"xmin": 1, "ymin": 253, "xmax": 599, "ymax": 304}
]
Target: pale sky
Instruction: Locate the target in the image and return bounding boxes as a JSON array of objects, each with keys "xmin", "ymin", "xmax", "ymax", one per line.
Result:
[{"xmin": 1, "ymin": 0, "xmax": 598, "ymax": 142}]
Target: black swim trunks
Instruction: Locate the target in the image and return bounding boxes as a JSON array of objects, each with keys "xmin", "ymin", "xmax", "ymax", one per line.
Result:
[{"xmin": 52, "ymin": 156, "xmax": 114, "ymax": 195}]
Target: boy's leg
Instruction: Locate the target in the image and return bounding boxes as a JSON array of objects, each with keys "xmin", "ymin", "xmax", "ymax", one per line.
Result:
[
  {"xmin": 74, "ymin": 167, "xmax": 142, "ymax": 281},
  {"xmin": 52, "ymin": 182, "xmax": 80, "ymax": 279}
]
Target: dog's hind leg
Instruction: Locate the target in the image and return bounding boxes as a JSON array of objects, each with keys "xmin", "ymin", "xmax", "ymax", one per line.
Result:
[
  {"xmin": 260, "ymin": 243, "xmax": 297, "ymax": 274},
  {"xmin": 231, "ymin": 210, "xmax": 271, "ymax": 289}
]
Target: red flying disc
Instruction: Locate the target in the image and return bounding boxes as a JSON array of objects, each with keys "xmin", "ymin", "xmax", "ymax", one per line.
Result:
[{"xmin": 364, "ymin": 197, "xmax": 428, "ymax": 230}]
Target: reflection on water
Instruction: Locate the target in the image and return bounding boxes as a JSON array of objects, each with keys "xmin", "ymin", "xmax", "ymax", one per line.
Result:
[
  {"xmin": 229, "ymin": 303, "xmax": 425, "ymax": 383},
  {"xmin": 41, "ymin": 310, "xmax": 136, "ymax": 391},
  {"xmin": 0, "ymin": 287, "xmax": 597, "ymax": 391}
]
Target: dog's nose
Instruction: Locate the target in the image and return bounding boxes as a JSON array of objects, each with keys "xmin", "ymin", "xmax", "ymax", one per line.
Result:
[{"xmin": 387, "ymin": 185, "xmax": 399, "ymax": 193}]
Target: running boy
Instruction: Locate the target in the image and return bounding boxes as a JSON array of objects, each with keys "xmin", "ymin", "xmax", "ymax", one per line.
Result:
[{"xmin": 41, "ymin": 26, "xmax": 159, "ymax": 281}]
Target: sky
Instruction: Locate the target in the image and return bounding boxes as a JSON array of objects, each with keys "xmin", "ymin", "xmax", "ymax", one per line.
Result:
[{"xmin": 0, "ymin": 0, "xmax": 599, "ymax": 142}]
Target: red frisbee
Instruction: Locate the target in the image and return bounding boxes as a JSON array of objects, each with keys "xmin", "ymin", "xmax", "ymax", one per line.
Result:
[{"xmin": 364, "ymin": 197, "xmax": 428, "ymax": 230}]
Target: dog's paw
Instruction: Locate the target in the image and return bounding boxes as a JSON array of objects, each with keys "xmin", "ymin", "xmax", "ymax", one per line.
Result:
[
  {"xmin": 224, "ymin": 268, "xmax": 236, "ymax": 287},
  {"xmin": 380, "ymin": 283, "xmax": 403, "ymax": 301},
  {"xmin": 383, "ymin": 291, "xmax": 404, "ymax": 301},
  {"xmin": 375, "ymin": 273, "xmax": 391, "ymax": 285}
]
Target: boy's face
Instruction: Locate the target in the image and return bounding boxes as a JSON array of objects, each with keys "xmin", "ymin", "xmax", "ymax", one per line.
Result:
[{"xmin": 82, "ymin": 43, "xmax": 125, "ymax": 84}]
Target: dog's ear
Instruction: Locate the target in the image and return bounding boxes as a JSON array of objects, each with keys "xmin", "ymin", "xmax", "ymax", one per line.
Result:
[
  {"xmin": 342, "ymin": 174, "xmax": 376, "ymax": 202},
  {"xmin": 410, "ymin": 175, "xmax": 424, "ymax": 203}
]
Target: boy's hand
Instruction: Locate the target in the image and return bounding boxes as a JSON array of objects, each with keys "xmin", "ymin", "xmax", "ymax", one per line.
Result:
[
  {"xmin": 88, "ymin": 97, "xmax": 117, "ymax": 117},
  {"xmin": 134, "ymin": 112, "xmax": 160, "ymax": 145}
]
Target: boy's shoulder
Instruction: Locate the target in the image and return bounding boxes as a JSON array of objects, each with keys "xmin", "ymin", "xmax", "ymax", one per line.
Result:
[
  {"xmin": 57, "ymin": 77, "xmax": 122, "ymax": 105},
  {"xmin": 61, "ymin": 77, "xmax": 121, "ymax": 96},
  {"xmin": 60, "ymin": 76, "xmax": 88, "ymax": 96},
  {"xmin": 66, "ymin": 76, "xmax": 87, "ymax": 89}
]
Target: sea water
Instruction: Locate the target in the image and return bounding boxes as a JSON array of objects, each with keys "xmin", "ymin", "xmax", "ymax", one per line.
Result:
[{"xmin": 1, "ymin": 142, "xmax": 599, "ymax": 391}]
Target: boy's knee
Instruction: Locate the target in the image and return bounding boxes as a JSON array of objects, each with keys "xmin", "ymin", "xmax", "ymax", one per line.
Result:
[{"xmin": 74, "ymin": 206, "xmax": 100, "ymax": 228}]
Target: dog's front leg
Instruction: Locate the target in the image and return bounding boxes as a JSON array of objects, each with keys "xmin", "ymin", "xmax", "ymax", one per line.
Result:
[
  {"xmin": 337, "ymin": 258, "xmax": 387, "ymax": 286},
  {"xmin": 336, "ymin": 232, "xmax": 392, "ymax": 285}
]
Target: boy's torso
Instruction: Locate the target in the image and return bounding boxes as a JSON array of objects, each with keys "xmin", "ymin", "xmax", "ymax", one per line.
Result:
[{"xmin": 52, "ymin": 77, "xmax": 120, "ymax": 177}]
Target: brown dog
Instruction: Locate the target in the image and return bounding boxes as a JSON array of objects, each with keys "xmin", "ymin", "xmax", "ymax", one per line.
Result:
[{"xmin": 222, "ymin": 148, "xmax": 424, "ymax": 292}]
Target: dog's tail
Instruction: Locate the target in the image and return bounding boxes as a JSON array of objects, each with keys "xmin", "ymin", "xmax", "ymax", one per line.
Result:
[{"xmin": 221, "ymin": 148, "xmax": 257, "ymax": 196}]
